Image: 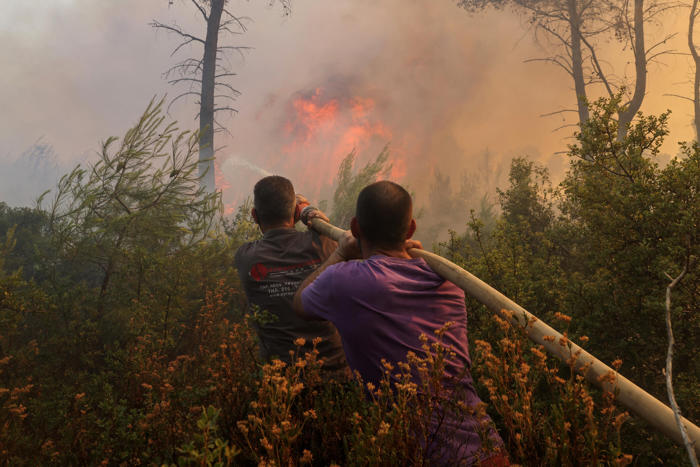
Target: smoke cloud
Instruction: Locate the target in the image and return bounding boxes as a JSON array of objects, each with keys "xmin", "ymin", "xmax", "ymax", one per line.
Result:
[
  {"xmin": 219, "ymin": 1, "xmax": 578, "ymax": 214},
  {"xmin": 0, "ymin": 0, "xmax": 695, "ymax": 224}
]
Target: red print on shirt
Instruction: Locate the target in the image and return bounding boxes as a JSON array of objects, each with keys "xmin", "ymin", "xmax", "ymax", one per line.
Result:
[
  {"xmin": 249, "ymin": 258, "xmax": 322, "ymax": 282},
  {"xmin": 250, "ymin": 263, "xmax": 269, "ymax": 281}
]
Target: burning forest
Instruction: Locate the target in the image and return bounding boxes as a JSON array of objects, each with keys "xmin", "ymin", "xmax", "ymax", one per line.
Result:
[
  {"xmin": 223, "ymin": 84, "xmax": 403, "ymax": 213},
  {"xmin": 1, "ymin": 1, "xmax": 699, "ymax": 465}
]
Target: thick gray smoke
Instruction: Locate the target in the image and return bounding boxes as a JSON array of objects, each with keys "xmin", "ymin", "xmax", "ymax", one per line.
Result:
[
  {"xmin": 0, "ymin": 141, "xmax": 67, "ymax": 207},
  {"xmin": 0, "ymin": 1, "xmax": 692, "ymax": 219},
  {"xmin": 217, "ymin": 0, "xmax": 579, "ymax": 216}
]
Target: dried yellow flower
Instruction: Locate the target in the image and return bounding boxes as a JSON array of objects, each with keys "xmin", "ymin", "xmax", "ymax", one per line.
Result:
[{"xmin": 300, "ymin": 449, "xmax": 313, "ymax": 464}]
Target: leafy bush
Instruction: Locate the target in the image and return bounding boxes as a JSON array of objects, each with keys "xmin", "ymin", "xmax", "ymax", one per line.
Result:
[{"xmin": 441, "ymin": 95, "xmax": 699, "ymax": 464}]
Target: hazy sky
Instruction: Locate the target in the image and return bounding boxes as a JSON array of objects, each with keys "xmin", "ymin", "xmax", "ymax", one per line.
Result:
[{"xmin": 0, "ymin": 0, "xmax": 696, "ymax": 208}]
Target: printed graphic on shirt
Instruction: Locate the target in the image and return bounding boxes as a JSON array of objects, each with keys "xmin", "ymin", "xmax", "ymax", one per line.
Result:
[
  {"xmin": 250, "ymin": 263, "xmax": 268, "ymax": 281},
  {"xmin": 249, "ymin": 259, "xmax": 322, "ymax": 297}
]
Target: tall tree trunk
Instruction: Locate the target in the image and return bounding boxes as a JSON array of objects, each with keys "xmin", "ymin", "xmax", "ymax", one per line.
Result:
[
  {"xmin": 199, "ymin": 0, "xmax": 225, "ymax": 193},
  {"xmin": 618, "ymin": 0, "xmax": 647, "ymax": 140},
  {"xmin": 568, "ymin": 0, "xmax": 589, "ymax": 125},
  {"xmin": 690, "ymin": 0, "xmax": 700, "ymax": 140}
]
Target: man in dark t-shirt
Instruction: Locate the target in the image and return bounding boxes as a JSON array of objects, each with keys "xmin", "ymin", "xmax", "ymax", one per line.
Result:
[{"xmin": 234, "ymin": 175, "xmax": 347, "ymax": 371}]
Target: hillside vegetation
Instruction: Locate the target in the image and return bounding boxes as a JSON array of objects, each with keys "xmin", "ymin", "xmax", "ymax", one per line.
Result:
[{"xmin": 1, "ymin": 97, "xmax": 698, "ymax": 465}]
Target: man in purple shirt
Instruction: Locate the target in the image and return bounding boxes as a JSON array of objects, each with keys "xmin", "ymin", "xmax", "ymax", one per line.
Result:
[{"xmin": 293, "ymin": 181, "xmax": 508, "ymax": 466}]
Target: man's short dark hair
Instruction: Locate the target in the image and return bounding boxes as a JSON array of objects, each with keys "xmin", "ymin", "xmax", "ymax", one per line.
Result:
[
  {"xmin": 253, "ymin": 176, "xmax": 295, "ymax": 226},
  {"xmin": 356, "ymin": 181, "xmax": 412, "ymax": 248}
]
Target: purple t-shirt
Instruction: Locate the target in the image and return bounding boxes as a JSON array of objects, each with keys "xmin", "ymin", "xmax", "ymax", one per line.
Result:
[{"xmin": 301, "ymin": 255, "xmax": 504, "ymax": 463}]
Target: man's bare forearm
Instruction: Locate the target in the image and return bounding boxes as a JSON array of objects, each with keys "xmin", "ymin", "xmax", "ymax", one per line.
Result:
[{"xmin": 293, "ymin": 249, "xmax": 346, "ymax": 320}]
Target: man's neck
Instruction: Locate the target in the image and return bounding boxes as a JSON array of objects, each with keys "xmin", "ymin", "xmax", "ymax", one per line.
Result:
[
  {"xmin": 363, "ymin": 244, "xmax": 411, "ymax": 260},
  {"xmin": 260, "ymin": 220, "xmax": 295, "ymax": 234}
]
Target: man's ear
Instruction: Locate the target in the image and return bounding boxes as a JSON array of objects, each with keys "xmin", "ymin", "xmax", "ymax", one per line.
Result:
[
  {"xmin": 406, "ymin": 219, "xmax": 417, "ymax": 239},
  {"xmin": 350, "ymin": 217, "xmax": 361, "ymax": 239},
  {"xmin": 251, "ymin": 208, "xmax": 259, "ymax": 225}
]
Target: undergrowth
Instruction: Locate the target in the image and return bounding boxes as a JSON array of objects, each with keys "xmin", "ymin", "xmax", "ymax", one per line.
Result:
[{"xmin": 1, "ymin": 280, "xmax": 632, "ymax": 465}]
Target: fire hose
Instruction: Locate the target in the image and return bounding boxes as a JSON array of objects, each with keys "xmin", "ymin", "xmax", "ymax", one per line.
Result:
[{"xmin": 309, "ymin": 217, "xmax": 700, "ymax": 456}]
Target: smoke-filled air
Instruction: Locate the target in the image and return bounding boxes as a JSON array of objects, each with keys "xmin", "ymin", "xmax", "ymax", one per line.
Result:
[{"xmin": 1, "ymin": 0, "xmax": 699, "ymax": 465}]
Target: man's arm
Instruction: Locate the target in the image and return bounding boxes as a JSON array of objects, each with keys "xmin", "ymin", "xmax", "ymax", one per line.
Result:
[
  {"xmin": 295, "ymin": 193, "xmax": 337, "ymax": 260},
  {"xmin": 292, "ymin": 231, "xmax": 360, "ymax": 320}
]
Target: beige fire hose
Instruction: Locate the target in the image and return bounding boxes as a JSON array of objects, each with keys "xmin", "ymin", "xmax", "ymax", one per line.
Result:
[{"xmin": 309, "ymin": 218, "xmax": 700, "ymax": 456}]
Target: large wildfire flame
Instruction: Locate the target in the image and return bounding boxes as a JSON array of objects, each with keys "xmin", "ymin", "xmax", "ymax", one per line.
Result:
[
  {"xmin": 219, "ymin": 87, "xmax": 406, "ymax": 214},
  {"xmin": 278, "ymin": 87, "xmax": 406, "ymax": 198}
]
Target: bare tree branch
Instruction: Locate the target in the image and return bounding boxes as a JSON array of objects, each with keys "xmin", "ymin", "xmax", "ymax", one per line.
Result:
[
  {"xmin": 214, "ymin": 94, "xmax": 239, "ymax": 102},
  {"xmin": 219, "ymin": 25, "xmax": 245, "ymax": 35},
  {"xmin": 220, "ymin": 18, "xmax": 247, "ymax": 34},
  {"xmin": 644, "ymin": 0, "xmax": 683, "ymax": 19},
  {"xmin": 222, "ymin": 8, "xmax": 251, "ymax": 32},
  {"xmin": 168, "ymin": 77, "xmax": 203, "ymax": 86},
  {"xmin": 648, "ymin": 49, "xmax": 676, "ymax": 63},
  {"xmin": 164, "ymin": 58, "xmax": 204, "ymax": 78},
  {"xmin": 218, "ymin": 45, "xmax": 253, "ymax": 60},
  {"xmin": 167, "ymin": 91, "xmax": 200, "ymax": 114},
  {"xmin": 536, "ymin": 20, "xmax": 575, "ymax": 50},
  {"xmin": 218, "ymin": 46, "xmax": 253, "ymax": 51},
  {"xmin": 150, "ymin": 20, "xmax": 205, "ymax": 45},
  {"xmin": 540, "ymin": 108, "xmax": 578, "ymax": 117},
  {"xmin": 171, "ymin": 37, "xmax": 201, "ymax": 57},
  {"xmin": 213, "ymin": 106, "xmax": 239, "ymax": 114},
  {"xmin": 552, "ymin": 123, "xmax": 579, "ymax": 131},
  {"xmin": 214, "ymin": 82, "xmax": 241, "ymax": 96},
  {"xmin": 525, "ymin": 57, "xmax": 574, "ymax": 76},
  {"xmin": 664, "ymin": 93, "xmax": 696, "ymax": 102},
  {"xmin": 664, "ymin": 261, "xmax": 699, "ymax": 467},
  {"xmin": 213, "ymin": 115, "xmax": 233, "ymax": 136},
  {"xmin": 516, "ymin": 2, "xmax": 569, "ymax": 22},
  {"xmin": 581, "ymin": 33, "xmax": 615, "ymax": 96},
  {"xmin": 190, "ymin": 0, "xmax": 208, "ymax": 21},
  {"xmin": 645, "ymin": 33, "xmax": 678, "ymax": 60}
]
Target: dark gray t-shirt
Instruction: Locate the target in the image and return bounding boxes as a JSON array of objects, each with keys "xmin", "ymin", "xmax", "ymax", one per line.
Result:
[{"xmin": 234, "ymin": 227, "xmax": 347, "ymax": 370}]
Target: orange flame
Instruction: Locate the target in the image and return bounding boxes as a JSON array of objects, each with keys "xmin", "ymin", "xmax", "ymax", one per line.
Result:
[
  {"xmin": 284, "ymin": 88, "xmax": 340, "ymax": 148},
  {"xmin": 280, "ymin": 88, "xmax": 404, "ymax": 200},
  {"xmin": 216, "ymin": 87, "xmax": 407, "ymax": 211},
  {"xmin": 214, "ymin": 160, "xmax": 236, "ymax": 215}
]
